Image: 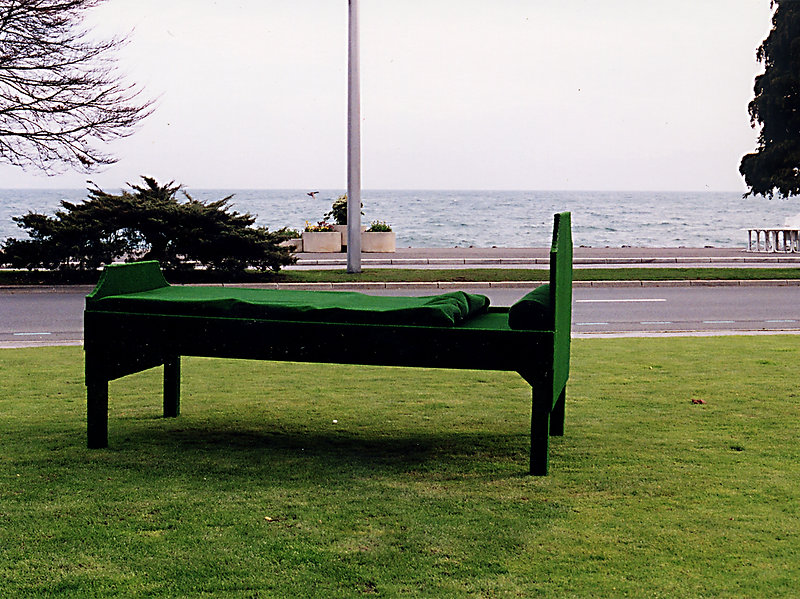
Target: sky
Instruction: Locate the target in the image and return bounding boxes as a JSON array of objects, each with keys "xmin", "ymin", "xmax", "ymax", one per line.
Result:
[{"xmin": 0, "ymin": 0, "xmax": 776, "ymax": 191}]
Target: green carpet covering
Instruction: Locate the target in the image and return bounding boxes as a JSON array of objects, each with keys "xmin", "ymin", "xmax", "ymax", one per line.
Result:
[{"xmin": 88, "ymin": 286, "xmax": 491, "ymax": 327}]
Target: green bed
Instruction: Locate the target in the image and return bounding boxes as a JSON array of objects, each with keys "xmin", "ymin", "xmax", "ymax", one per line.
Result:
[{"xmin": 84, "ymin": 212, "xmax": 573, "ymax": 475}]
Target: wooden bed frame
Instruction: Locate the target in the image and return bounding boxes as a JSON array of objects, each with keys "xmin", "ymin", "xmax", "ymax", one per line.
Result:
[{"xmin": 84, "ymin": 212, "xmax": 572, "ymax": 475}]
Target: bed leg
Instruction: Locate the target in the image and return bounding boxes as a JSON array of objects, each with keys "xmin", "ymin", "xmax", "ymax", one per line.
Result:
[
  {"xmin": 87, "ymin": 380, "xmax": 109, "ymax": 449},
  {"xmin": 530, "ymin": 390, "xmax": 550, "ymax": 476},
  {"xmin": 550, "ymin": 388, "xmax": 565, "ymax": 437},
  {"xmin": 163, "ymin": 356, "xmax": 181, "ymax": 418}
]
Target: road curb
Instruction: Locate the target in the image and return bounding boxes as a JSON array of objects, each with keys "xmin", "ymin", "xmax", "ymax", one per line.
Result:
[
  {"xmin": 294, "ymin": 256, "xmax": 800, "ymax": 266},
  {"xmin": 3, "ymin": 279, "xmax": 800, "ymax": 294},
  {"xmin": 232, "ymin": 279, "xmax": 800, "ymax": 290},
  {"xmin": 0, "ymin": 284, "xmax": 96, "ymax": 294}
]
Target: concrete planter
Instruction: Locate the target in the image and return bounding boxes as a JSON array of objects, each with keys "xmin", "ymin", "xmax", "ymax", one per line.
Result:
[
  {"xmin": 301, "ymin": 231, "xmax": 341, "ymax": 253},
  {"xmin": 279, "ymin": 238, "xmax": 303, "ymax": 252},
  {"xmin": 332, "ymin": 224, "xmax": 367, "ymax": 247},
  {"xmin": 361, "ymin": 231, "xmax": 396, "ymax": 253}
]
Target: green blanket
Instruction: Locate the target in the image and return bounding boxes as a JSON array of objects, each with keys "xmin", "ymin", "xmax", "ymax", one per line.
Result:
[{"xmin": 88, "ymin": 286, "xmax": 491, "ymax": 327}]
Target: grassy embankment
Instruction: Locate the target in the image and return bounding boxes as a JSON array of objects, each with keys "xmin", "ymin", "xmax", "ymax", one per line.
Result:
[
  {"xmin": 2, "ymin": 337, "xmax": 799, "ymax": 597},
  {"xmin": 1, "ymin": 266, "xmax": 800, "ymax": 286}
]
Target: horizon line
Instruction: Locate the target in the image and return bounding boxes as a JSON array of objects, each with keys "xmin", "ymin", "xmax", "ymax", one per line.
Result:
[{"xmin": 0, "ymin": 187, "xmax": 750, "ymax": 195}]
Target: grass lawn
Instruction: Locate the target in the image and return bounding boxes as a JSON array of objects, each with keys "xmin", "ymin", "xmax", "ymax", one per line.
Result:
[
  {"xmin": 277, "ymin": 267, "xmax": 800, "ymax": 284},
  {"xmin": 2, "ymin": 338, "xmax": 799, "ymax": 597},
  {"xmin": 2, "ymin": 266, "xmax": 800, "ymax": 286}
]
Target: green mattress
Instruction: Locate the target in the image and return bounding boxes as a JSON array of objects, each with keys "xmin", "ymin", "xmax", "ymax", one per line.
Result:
[{"xmin": 87, "ymin": 285, "xmax": 491, "ymax": 327}]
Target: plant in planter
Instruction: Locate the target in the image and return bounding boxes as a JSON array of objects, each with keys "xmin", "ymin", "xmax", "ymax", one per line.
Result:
[
  {"xmin": 275, "ymin": 227, "xmax": 302, "ymax": 251},
  {"xmin": 366, "ymin": 220, "xmax": 392, "ymax": 232},
  {"xmin": 275, "ymin": 227, "xmax": 301, "ymax": 239},
  {"xmin": 362, "ymin": 220, "xmax": 396, "ymax": 253},
  {"xmin": 325, "ymin": 194, "xmax": 365, "ymax": 246},
  {"xmin": 324, "ymin": 195, "xmax": 348, "ymax": 225},
  {"xmin": 301, "ymin": 221, "xmax": 340, "ymax": 252},
  {"xmin": 324, "ymin": 194, "xmax": 363, "ymax": 225},
  {"xmin": 304, "ymin": 220, "xmax": 335, "ymax": 232}
]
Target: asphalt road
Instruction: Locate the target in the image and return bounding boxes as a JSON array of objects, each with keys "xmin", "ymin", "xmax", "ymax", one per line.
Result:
[
  {"xmin": 2, "ymin": 284, "xmax": 799, "ymax": 348},
  {"xmin": 1, "ymin": 290, "xmax": 85, "ymax": 348},
  {"xmin": 570, "ymin": 285, "xmax": 800, "ymax": 337},
  {"xmin": 379, "ymin": 285, "xmax": 800, "ymax": 336}
]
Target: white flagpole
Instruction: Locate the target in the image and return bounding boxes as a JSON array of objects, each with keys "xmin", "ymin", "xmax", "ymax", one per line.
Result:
[{"xmin": 346, "ymin": 0, "xmax": 362, "ymax": 273}]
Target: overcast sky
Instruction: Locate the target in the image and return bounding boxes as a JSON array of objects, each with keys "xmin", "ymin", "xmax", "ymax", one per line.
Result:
[{"xmin": 0, "ymin": 0, "xmax": 775, "ymax": 191}]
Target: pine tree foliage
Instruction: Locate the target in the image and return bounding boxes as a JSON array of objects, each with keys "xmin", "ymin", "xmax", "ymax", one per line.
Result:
[
  {"xmin": 0, "ymin": 177, "xmax": 296, "ymax": 272},
  {"xmin": 740, "ymin": 1, "xmax": 800, "ymax": 198}
]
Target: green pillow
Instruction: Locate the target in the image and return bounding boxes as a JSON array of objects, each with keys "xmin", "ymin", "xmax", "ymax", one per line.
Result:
[{"xmin": 508, "ymin": 284, "xmax": 553, "ymax": 330}]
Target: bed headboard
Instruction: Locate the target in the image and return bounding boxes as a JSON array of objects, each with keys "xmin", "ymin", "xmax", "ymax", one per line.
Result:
[
  {"xmin": 549, "ymin": 212, "xmax": 573, "ymax": 398},
  {"xmin": 86, "ymin": 260, "xmax": 169, "ymax": 306}
]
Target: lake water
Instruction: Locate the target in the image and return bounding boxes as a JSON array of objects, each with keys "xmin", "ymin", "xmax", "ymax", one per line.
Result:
[{"xmin": 2, "ymin": 188, "xmax": 799, "ymax": 248}]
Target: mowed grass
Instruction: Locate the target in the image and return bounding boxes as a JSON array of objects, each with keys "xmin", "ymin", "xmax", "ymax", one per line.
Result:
[
  {"xmin": 277, "ymin": 267, "xmax": 800, "ymax": 284},
  {"xmin": 1, "ymin": 338, "xmax": 799, "ymax": 597},
  {"xmin": 2, "ymin": 266, "xmax": 800, "ymax": 286}
]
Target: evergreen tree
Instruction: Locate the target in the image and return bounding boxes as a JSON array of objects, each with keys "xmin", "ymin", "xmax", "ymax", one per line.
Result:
[
  {"xmin": 1, "ymin": 177, "xmax": 296, "ymax": 273},
  {"xmin": 740, "ymin": 1, "xmax": 800, "ymax": 198}
]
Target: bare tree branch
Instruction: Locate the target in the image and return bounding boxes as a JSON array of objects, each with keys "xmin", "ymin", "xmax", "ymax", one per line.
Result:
[{"xmin": 0, "ymin": 0, "xmax": 153, "ymax": 173}]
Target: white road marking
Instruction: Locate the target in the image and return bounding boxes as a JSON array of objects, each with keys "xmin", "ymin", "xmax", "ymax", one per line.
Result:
[
  {"xmin": 641, "ymin": 321, "xmax": 672, "ymax": 325},
  {"xmin": 703, "ymin": 320, "xmax": 735, "ymax": 324},
  {"xmin": 766, "ymin": 319, "xmax": 797, "ymax": 323},
  {"xmin": 13, "ymin": 332, "xmax": 52, "ymax": 336},
  {"xmin": 576, "ymin": 322, "xmax": 610, "ymax": 326},
  {"xmin": 576, "ymin": 298, "xmax": 666, "ymax": 303}
]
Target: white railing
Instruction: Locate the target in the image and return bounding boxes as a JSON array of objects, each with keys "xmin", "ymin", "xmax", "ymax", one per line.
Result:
[{"xmin": 747, "ymin": 228, "xmax": 800, "ymax": 253}]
